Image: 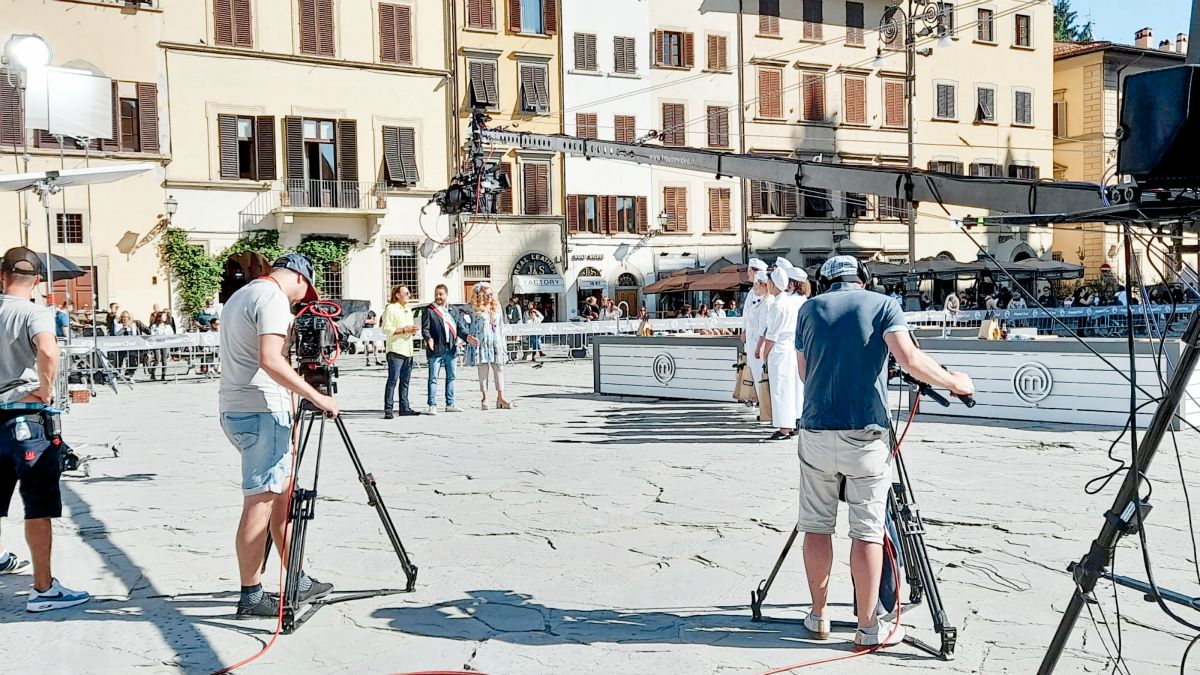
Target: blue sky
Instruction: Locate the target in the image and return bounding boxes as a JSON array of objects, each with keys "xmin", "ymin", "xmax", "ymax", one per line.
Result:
[{"xmin": 1069, "ymin": 0, "xmax": 1193, "ymax": 44}]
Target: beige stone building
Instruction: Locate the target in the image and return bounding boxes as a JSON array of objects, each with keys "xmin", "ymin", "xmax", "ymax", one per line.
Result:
[
  {"xmin": 453, "ymin": 0, "xmax": 567, "ymax": 316},
  {"xmin": 0, "ymin": 0, "xmax": 169, "ymax": 316},
  {"xmin": 1053, "ymin": 28, "xmax": 1188, "ymax": 283},
  {"xmin": 742, "ymin": 0, "xmax": 1056, "ymax": 271},
  {"xmin": 162, "ymin": 0, "xmax": 455, "ymax": 308}
]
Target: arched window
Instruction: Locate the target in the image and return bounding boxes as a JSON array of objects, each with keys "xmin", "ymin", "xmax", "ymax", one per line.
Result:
[
  {"xmin": 617, "ymin": 273, "xmax": 639, "ymax": 287},
  {"xmin": 578, "ymin": 266, "xmax": 601, "ymax": 277}
]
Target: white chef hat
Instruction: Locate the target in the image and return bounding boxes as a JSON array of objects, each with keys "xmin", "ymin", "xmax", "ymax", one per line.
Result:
[
  {"xmin": 748, "ymin": 258, "xmax": 768, "ymax": 272},
  {"xmin": 770, "ymin": 266, "xmax": 789, "ymax": 291},
  {"xmin": 775, "ymin": 257, "xmax": 794, "ymax": 270},
  {"xmin": 754, "ymin": 270, "xmax": 769, "ymax": 282},
  {"xmin": 785, "ymin": 266, "xmax": 808, "ymax": 282}
]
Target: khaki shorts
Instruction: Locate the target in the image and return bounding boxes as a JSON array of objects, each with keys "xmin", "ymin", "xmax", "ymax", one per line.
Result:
[{"xmin": 796, "ymin": 427, "xmax": 892, "ymax": 544}]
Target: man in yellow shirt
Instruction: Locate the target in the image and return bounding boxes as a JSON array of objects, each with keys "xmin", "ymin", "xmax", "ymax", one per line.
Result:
[{"xmin": 381, "ymin": 285, "xmax": 419, "ymax": 419}]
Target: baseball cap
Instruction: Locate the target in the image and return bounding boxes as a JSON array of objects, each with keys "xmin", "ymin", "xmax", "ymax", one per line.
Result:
[
  {"xmin": 272, "ymin": 253, "xmax": 319, "ymax": 303},
  {"xmin": 820, "ymin": 255, "xmax": 860, "ymax": 281},
  {"xmin": 1, "ymin": 247, "xmax": 43, "ymax": 276}
]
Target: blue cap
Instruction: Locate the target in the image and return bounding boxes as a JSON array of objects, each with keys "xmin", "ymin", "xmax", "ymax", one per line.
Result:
[
  {"xmin": 820, "ymin": 255, "xmax": 860, "ymax": 281},
  {"xmin": 272, "ymin": 253, "xmax": 319, "ymax": 302}
]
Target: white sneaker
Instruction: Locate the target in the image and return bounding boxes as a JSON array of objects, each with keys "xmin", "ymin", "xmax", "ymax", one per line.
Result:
[
  {"xmin": 875, "ymin": 599, "xmax": 898, "ymax": 623},
  {"xmin": 27, "ymin": 578, "xmax": 90, "ymax": 613},
  {"xmin": 803, "ymin": 612, "xmax": 830, "ymax": 640},
  {"xmin": 854, "ymin": 619, "xmax": 905, "ymax": 651},
  {"xmin": 427, "ymin": 406, "xmax": 438, "ymax": 416},
  {"xmin": 446, "ymin": 405, "xmax": 464, "ymax": 413}
]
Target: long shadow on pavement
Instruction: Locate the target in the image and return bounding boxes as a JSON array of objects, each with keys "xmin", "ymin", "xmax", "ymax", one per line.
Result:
[
  {"xmin": 0, "ymin": 482, "xmax": 226, "ymax": 672},
  {"xmin": 556, "ymin": 406, "xmax": 773, "ymax": 445},
  {"xmin": 372, "ymin": 590, "xmax": 930, "ymax": 662}
]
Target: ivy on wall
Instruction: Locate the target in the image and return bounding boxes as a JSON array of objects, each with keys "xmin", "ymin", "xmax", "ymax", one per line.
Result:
[{"xmin": 159, "ymin": 228, "xmax": 355, "ymax": 315}]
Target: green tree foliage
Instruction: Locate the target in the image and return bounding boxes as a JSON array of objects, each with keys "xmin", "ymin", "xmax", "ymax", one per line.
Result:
[
  {"xmin": 1054, "ymin": 0, "xmax": 1094, "ymax": 43},
  {"xmin": 159, "ymin": 228, "xmax": 354, "ymax": 315}
]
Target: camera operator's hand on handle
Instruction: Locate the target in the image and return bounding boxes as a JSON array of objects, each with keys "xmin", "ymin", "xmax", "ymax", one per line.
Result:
[
  {"xmin": 885, "ymin": 331, "xmax": 976, "ymax": 406},
  {"xmin": 259, "ymin": 333, "xmax": 340, "ymax": 418}
]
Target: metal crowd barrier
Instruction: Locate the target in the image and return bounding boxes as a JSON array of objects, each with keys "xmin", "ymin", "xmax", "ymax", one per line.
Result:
[{"xmin": 908, "ymin": 305, "xmax": 1197, "ymax": 338}]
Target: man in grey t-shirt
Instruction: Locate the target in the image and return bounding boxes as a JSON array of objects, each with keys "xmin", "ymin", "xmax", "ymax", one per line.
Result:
[
  {"xmin": 792, "ymin": 255, "xmax": 973, "ymax": 651},
  {"xmin": 219, "ymin": 254, "xmax": 338, "ymax": 617},
  {"xmin": 0, "ymin": 247, "xmax": 91, "ymax": 612}
]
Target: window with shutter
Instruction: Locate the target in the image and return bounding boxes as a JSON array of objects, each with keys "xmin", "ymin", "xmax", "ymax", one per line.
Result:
[
  {"xmin": 299, "ymin": 0, "xmax": 335, "ymax": 56},
  {"xmin": 845, "ymin": 192, "xmax": 872, "ymax": 219},
  {"xmin": 0, "ymin": 68, "xmax": 23, "ymax": 146},
  {"xmin": 758, "ymin": 67, "xmax": 783, "ymax": 119},
  {"xmin": 928, "ymin": 160, "xmax": 963, "ymax": 174},
  {"xmin": 883, "ymin": 79, "xmax": 905, "ymax": 127},
  {"xmin": 843, "ymin": 76, "xmax": 866, "ymax": 125},
  {"xmin": 803, "ymin": 187, "xmax": 831, "ymax": 218},
  {"xmin": 706, "ymin": 106, "xmax": 728, "ymax": 147},
  {"xmin": 574, "ymin": 33, "xmax": 597, "ymax": 71},
  {"xmin": 1014, "ymin": 90, "xmax": 1033, "ymax": 125},
  {"xmin": 635, "ymin": 195, "xmax": 648, "ymax": 233},
  {"xmin": 708, "ymin": 188, "xmax": 731, "ymax": 232},
  {"xmin": 705, "ymin": 35, "xmax": 728, "ymax": 71},
  {"xmin": 802, "ymin": 0, "xmax": 823, "ymax": 41},
  {"xmin": 935, "ymin": 83, "xmax": 956, "ymax": 120},
  {"xmin": 682, "ymin": 32, "xmax": 694, "ymax": 68},
  {"xmin": 1008, "ymin": 164, "xmax": 1040, "ymax": 180},
  {"xmin": 977, "ymin": 8, "xmax": 994, "ymax": 42},
  {"xmin": 1015, "ymin": 14, "xmax": 1031, "ymax": 47},
  {"xmin": 613, "ymin": 36, "xmax": 636, "ymax": 74},
  {"xmin": 496, "ymin": 162, "xmax": 513, "ymax": 213},
  {"xmin": 283, "ymin": 116, "xmax": 305, "ymax": 180},
  {"xmin": 383, "ymin": 126, "xmax": 419, "ymax": 187},
  {"xmin": 522, "ymin": 162, "xmax": 550, "ymax": 214},
  {"xmin": 1053, "ymin": 90, "xmax": 1067, "ymax": 138},
  {"xmin": 218, "ymin": 114, "xmax": 240, "ymax": 180},
  {"xmin": 975, "ymin": 86, "xmax": 995, "ymax": 123},
  {"xmin": 519, "ymin": 64, "xmax": 549, "ymax": 113},
  {"xmin": 566, "ymin": 194, "xmax": 580, "ymax": 232},
  {"xmin": 336, "ymin": 119, "xmax": 358, "ymax": 184},
  {"xmin": 801, "ymin": 72, "xmax": 825, "ymax": 121},
  {"xmin": 759, "ymin": 0, "xmax": 780, "ymax": 36},
  {"xmin": 467, "ymin": 0, "xmax": 496, "ymax": 30},
  {"xmin": 661, "ymin": 103, "xmax": 685, "ymax": 146},
  {"xmin": 663, "ymin": 186, "xmax": 687, "ymax": 232},
  {"xmin": 969, "ymin": 162, "xmax": 1002, "ymax": 177},
  {"xmin": 468, "ymin": 60, "xmax": 500, "ymax": 109},
  {"xmin": 216, "ymin": 0, "xmax": 254, "ymax": 47},
  {"xmin": 137, "ymin": 83, "xmax": 159, "ymax": 152},
  {"xmin": 576, "ymin": 113, "xmax": 598, "ymax": 139},
  {"xmin": 878, "ymin": 196, "xmax": 907, "ymax": 219},
  {"xmin": 845, "ymin": 2, "xmax": 864, "ymax": 46},
  {"xmin": 255, "ymin": 115, "xmax": 276, "ymax": 180},
  {"xmin": 379, "ymin": 4, "xmax": 413, "ymax": 65},
  {"xmin": 614, "ymin": 114, "xmax": 636, "ymax": 143}
]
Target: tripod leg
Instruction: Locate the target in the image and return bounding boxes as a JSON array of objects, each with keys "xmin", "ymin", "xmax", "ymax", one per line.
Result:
[
  {"xmin": 751, "ymin": 526, "xmax": 799, "ymax": 621},
  {"xmin": 333, "ymin": 416, "xmax": 419, "ymax": 591}
]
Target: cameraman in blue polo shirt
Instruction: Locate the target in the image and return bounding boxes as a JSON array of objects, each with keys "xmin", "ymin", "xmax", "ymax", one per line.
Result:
[{"xmin": 794, "ymin": 255, "xmax": 973, "ymax": 651}]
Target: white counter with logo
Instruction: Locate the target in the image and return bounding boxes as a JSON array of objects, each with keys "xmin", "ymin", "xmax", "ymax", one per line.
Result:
[
  {"xmin": 917, "ymin": 338, "xmax": 1200, "ymax": 429},
  {"xmin": 592, "ymin": 335, "xmax": 742, "ymax": 402}
]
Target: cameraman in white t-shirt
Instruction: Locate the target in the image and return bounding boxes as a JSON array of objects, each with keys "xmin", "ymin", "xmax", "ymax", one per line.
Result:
[{"xmin": 218, "ymin": 253, "xmax": 338, "ymax": 617}]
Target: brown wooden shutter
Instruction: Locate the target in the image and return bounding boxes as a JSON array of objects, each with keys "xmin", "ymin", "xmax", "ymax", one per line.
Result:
[
  {"xmin": 652, "ymin": 30, "xmax": 664, "ymax": 66},
  {"xmin": 467, "ymin": 0, "xmax": 481, "ymax": 28},
  {"xmin": 543, "ymin": 0, "xmax": 557, "ymax": 35},
  {"xmin": 316, "ymin": 0, "xmax": 335, "ymax": 56},
  {"xmin": 706, "ymin": 35, "xmax": 718, "ymax": 70},
  {"xmin": 508, "ymin": 0, "xmax": 522, "ymax": 32},
  {"xmin": 782, "ymin": 184, "xmax": 798, "ymax": 217},
  {"xmin": 215, "ymin": 0, "xmax": 234, "ymax": 45},
  {"xmin": 803, "ymin": 0, "xmax": 823, "ymax": 40},
  {"xmin": 233, "ymin": 0, "xmax": 253, "ymax": 47},
  {"xmin": 480, "ymin": 0, "xmax": 495, "ymax": 29},
  {"xmin": 299, "ymin": 0, "xmax": 318, "ymax": 53},
  {"xmin": 101, "ymin": 82, "xmax": 120, "ymax": 152},
  {"xmin": 395, "ymin": 5, "xmax": 413, "ymax": 63},
  {"xmin": 884, "ymin": 80, "xmax": 904, "ymax": 127},
  {"xmin": 675, "ymin": 186, "xmax": 688, "ymax": 231},
  {"xmin": 522, "ymin": 163, "xmax": 537, "ymax": 214},
  {"xmin": 749, "ymin": 180, "xmax": 764, "ymax": 217},
  {"xmin": 336, "ymin": 118, "xmax": 357, "ymax": 182},
  {"xmin": 497, "ymin": 161, "xmax": 513, "ymax": 213},
  {"xmin": 576, "ymin": 113, "xmax": 597, "ymax": 139},
  {"xmin": 845, "ymin": 1, "xmax": 864, "ymax": 45},
  {"xmin": 283, "ymin": 117, "xmax": 304, "ymax": 179},
  {"xmin": 635, "ymin": 195, "xmax": 648, "ymax": 233},
  {"xmin": 614, "ymin": 114, "xmax": 635, "ymax": 143},
  {"xmin": 759, "ymin": 0, "xmax": 780, "ymax": 36},
  {"xmin": 662, "ymin": 187, "xmax": 675, "ymax": 231},
  {"xmin": 137, "ymin": 83, "xmax": 159, "ymax": 152},
  {"xmin": 844, "ymin": 76, "xmax": 866, "ymax": 125},
  {"xmin": 803, "ymin": 73, "xmax": 824, "ymax": 121},
  {"xmin": 759, "ymin": 68, "xmax": 781, "ymax": 119},
  {"xmin": 566, "ymin": 194, "xmax": 579, "ymax": 232},
  {"xmin": 382, "ymin": 126, "xmax": 403, "ymax": 183},
  {"xmin": 708, "ymin": 188, "xmax": 720, "ymax": 231},
  {"xmin": 536, "ymin": 164, "xmax": 550, "ymax": 214},
  {"xmin": 218, "ymin": 114, "xmax": 239, "ymax": 179},
  {"xmin": 380, "ymin": 3, "xmax": 397, "ymax": 62},
  {"xmin": 682, "ymin": 32, "xmax": 695, "ymax": 68},
  {"xmin": 717, "ymin": 36, "xmax": 728, "ymax": 70},
  {"xmin": 255, "ymin": 115, "xmax": 276, "ymax": 180},
  {"xmin": 0, "ymin": 69, "xmax": 22, "ymax": 146},
  {"xmin": 613, "ymin": 36, "xmax": 626, "ymax": 73},
  {"xmin": 604, "ymin": 195, "xmax": 618, "ymax": 234}
]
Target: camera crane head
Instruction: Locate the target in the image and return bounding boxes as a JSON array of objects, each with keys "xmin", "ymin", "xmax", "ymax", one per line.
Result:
[{"xmin": 429, "ymin": 110, "xmax": 510, "ymax": 216}]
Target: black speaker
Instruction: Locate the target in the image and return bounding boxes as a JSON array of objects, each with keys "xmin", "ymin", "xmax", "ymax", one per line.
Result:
[{"xmin": 1117, "ymin": 65, "xmax": 1200, "ymax": 188}]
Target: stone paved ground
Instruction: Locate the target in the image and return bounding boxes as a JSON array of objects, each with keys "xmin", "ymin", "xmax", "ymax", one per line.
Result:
[{"xmin": 2, "ymin": 360, "xmax": 1199, "ymax": 674}]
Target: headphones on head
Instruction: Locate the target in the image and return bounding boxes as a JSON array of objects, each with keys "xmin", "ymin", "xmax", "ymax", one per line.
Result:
[{"xmin": 815, "ymin": 257, "xmax": 872, "ymax": 292}]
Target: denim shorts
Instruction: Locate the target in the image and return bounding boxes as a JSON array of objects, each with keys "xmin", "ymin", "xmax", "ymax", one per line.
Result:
[{"xmin": 220, "ymin": 412, "xmax": 294, "ymax": 496}]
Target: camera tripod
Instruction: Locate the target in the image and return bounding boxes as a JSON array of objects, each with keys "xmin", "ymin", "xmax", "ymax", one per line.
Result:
[
  {"xmin": 272, "ymin": 394, "xmax": 419, "ymax": 634},
  {"xmin": 749, "ymin": 372, "xmax": 974, "ymax": 660}
]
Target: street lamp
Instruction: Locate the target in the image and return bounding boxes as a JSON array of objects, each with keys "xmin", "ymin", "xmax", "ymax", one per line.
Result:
[
  {"xmin": 657, "ymin": 209, "xmax": 670, "ymax": 230},
  {"xmin": 877, "ymin": 1, "xmax": 951, "ymax": 311},
  {"xmin": 2, "ymin": 33, "xmax": 52, "ymax": 69},
  {"xmin": 164, "ymin": 194, "xmax": 178, "ymax": 218}
]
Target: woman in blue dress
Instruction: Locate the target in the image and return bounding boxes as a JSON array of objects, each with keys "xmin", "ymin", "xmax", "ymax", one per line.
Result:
[{"xmin": 465, "ymin": 283, "xmax": 514, "ymax": 410}]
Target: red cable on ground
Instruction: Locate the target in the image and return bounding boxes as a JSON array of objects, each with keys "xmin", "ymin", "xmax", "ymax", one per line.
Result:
[{"xmin": 759, "ymin": 400, "xmax": 920, "ymax": 674}]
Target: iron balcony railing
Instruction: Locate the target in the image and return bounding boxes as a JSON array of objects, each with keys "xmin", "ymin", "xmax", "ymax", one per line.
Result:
[{"xmin": 283, "ymin": 179, "xmax": 387, "ymax": 211}]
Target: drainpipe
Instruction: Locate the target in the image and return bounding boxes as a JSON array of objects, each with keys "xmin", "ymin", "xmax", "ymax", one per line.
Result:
[
  {"xmin": 446, "ymin": 0, "xmax": 463, "ymax": 269},
  {"xmin": 737, "ymin": 0, "xmax": 749, "ymax": 264}
]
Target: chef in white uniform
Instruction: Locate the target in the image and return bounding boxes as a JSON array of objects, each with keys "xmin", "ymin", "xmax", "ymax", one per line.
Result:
[
  {"xmin": 761, "ymin": 260, "xmax": 805, "ymax": 441},
  {"xmin": 742, "ymin": 259, "xmax": 772, "ymax": 395},
  {"xmin": 781, "ymin": 263, "xmax": 810, "ymax": 424}
]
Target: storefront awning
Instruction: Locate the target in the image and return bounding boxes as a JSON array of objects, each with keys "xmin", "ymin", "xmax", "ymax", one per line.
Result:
[
  {"xmin": 513, "ymin": 274, "xmax": 566, "ymax": 294},
  {"xmin": 577, "ymin": 278, "xmax": 608, "ymax": 290}
]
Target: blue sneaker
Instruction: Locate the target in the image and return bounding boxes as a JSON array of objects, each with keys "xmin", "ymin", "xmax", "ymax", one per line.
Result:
[
  {"xmin": 0, "ymin": 552, "xmax": 30, "ymax": 575},
  {"xmin": 26, "ymin": 578, "xmax": 90, "ymax": 613}
]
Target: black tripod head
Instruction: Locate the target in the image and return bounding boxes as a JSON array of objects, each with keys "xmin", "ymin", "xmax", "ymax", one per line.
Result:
[
  {"xmin": 298, "ymin": 361, "xmax": 338, "ymax": 396},
  {"xmin": 887, "ymin": 357, "xmax": 976, "ymax": 408}
]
